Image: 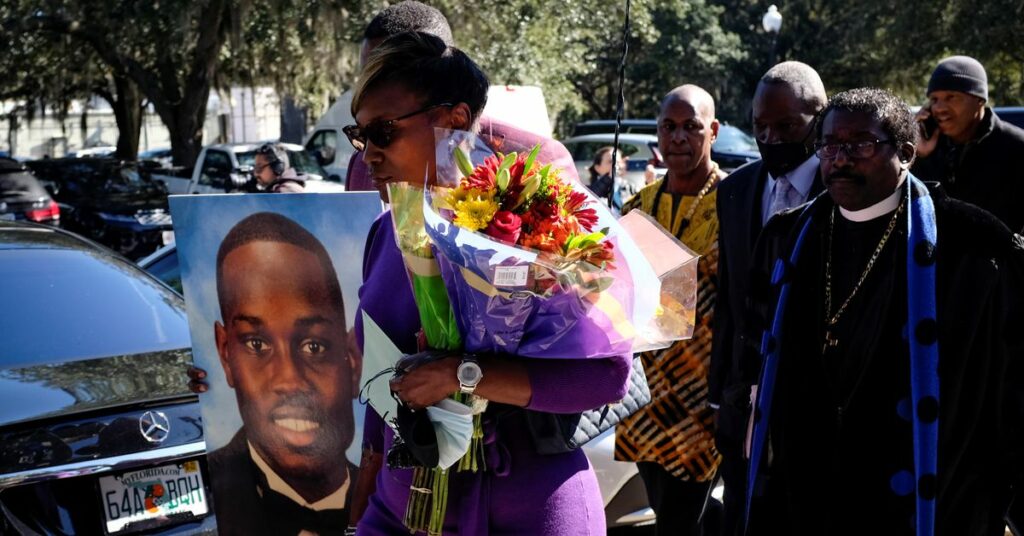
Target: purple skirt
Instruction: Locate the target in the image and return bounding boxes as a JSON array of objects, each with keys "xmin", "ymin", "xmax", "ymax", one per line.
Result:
[{"xmin": 356, "ymin": 409, "xmax": 606, "ymax": 536}]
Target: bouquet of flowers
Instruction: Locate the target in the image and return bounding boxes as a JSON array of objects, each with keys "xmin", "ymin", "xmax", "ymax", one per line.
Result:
[
  {"xmin": 382, "ymin": 129, "xmax": 698, "ymax": 535},
  {"xmin": 424, "ymin": 129, "xmax": 694, "ymax": 359}
]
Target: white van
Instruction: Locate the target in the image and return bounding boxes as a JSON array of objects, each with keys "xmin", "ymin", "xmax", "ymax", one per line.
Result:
[{"xmin": 303, "ymin": 85, "xmax": 552, "ymax": 187}]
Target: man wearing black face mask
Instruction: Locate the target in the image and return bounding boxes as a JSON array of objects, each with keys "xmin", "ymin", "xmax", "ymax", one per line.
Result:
[{"xmin": 711, "ymin": 61, "xmax": 827, "ymax": 535}]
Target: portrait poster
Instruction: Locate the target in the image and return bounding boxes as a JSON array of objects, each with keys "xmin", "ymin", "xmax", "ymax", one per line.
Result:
[{"xmin": 169, "ymin": 192, "xmax": 382, "ymax": 535}]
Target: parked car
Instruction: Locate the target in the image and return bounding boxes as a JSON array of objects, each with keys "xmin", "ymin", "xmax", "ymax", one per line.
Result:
[
  {"xmin": 137, "ymin": 242, "xmax": 656, "ymax": 530},
  {"xmin": 138, "ymin": 147, "xmax": 175, "ymax": 169},
  {"xmin": 66, "ymin": 145, "xmax": 117, "ymax": 158},
  {"xmin": 0, "ymin": 158, "xmax": 60, "ymax": 225},
  {"xmin": 152, "ymin": 143, "xmax": 343, "ymax": 195},
  {"xmin": 567, "ymin": 121, "xmax": 760, "ymax": 178},
  {"xmin": 26, "ymin": 158, "xmax": 173, "ymax": 260},
  {"xmin": 562, "ymin": 133, "xmax": 663, "ymax": 193},
  {"xmin": 994, "ymin": 106, "xmax": 1024, "ymax": 130},
  {"xmin": 0, "ymin": 220, "xmax": 214, "ymax": 535}
]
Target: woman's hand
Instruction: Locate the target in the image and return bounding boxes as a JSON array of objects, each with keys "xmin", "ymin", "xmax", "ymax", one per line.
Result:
[{"xmin": 390, "ymin": 356, "xmax": 460, "ymax": 410}]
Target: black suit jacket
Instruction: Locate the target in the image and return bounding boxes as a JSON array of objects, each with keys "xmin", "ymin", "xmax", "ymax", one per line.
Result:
[
  {"xmin": 711, "ymin": 159, "xmax": 824, "ymax": 445},
  {"xmin": 208, "ymin": 428, "xmax": 357, "ymax": 536}
]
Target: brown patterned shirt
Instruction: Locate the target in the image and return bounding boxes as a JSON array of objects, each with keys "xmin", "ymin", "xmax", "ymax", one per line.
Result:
[{"xmin": 614, "ymin": 175, "xmax": 722, "ymax": 482}]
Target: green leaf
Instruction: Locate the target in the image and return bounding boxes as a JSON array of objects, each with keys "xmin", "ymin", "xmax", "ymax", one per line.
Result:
[
  {"xmin": 522, "ymin": 144, "xmax": 541, "ymax": 175},
  {"xmin": 497, "ymin": 168, "xmax": 511, "ymax": 191},
  {"xmin": 538, "ymin": 163, "xmax": 552, "ymax": 181},
  {"xmin": 513, "ymin": 172, "xmax": 542, "ymax": 209},
  {"xmin": 497, "ymin": 152, "xmax": 517, "ymax": 177},
  {"xmin": 453, "ymin": 147, "xmax": 475, "ymax": 178}
]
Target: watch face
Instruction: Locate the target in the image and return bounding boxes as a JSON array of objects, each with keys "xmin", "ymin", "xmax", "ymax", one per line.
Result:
[{"xmin": 458, "ymin": 361, "xmax": 482, "ymax": 386}]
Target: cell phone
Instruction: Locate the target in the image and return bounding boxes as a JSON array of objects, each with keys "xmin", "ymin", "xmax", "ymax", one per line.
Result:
[{"xmin": 921, "ymin": 115, "xmax": 939, "ymax": 139}]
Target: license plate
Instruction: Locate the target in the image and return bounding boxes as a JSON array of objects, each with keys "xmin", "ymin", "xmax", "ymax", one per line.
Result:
[
  {"xmin": 98, "ymin": 460, "xmax": 207, "ymax": 534},
  {"xmin": 161, "ymin": 230, "xmax": 175, "ymax": 246}
]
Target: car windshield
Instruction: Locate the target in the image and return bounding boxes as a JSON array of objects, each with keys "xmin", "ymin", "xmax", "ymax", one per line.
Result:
[
  {"xmin": 714, "ymin": 125, "xmax": 759, "ymax": 153},
  {"xmin": 0, "ymin": 246, "xmax": 191, "ymax": 368},
  {"xmin": 237, "ymin": 149, "xmax": 326, "ymax": 177}
]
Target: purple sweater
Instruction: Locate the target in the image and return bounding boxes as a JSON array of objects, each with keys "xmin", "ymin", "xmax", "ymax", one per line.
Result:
[{"xmin": 354, "ymin": 213, "xmax": 631, "ymax": 536}]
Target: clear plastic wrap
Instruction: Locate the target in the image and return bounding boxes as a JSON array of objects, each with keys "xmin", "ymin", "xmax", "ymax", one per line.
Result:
[{"xmin": 425, "ymin": 128, "xmax": 697, "ymax": 359}]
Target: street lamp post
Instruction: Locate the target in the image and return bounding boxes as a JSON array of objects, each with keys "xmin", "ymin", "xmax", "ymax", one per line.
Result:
[{"xmin": 762, "ymin": 4, "xmax": 783, "ymax": 66}]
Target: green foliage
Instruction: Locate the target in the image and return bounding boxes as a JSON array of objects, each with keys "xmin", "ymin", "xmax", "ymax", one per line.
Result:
[
  {"xmin": 5, "ymin": 0, "xmax": 1023, "ymax": 161},
  {"xmin": 220, "ymin": 1, "xmax": 364, "ymax": 118},
  {"xmin": 715, "ymin": 0, "xmax": 1024, "ymax": 124}
]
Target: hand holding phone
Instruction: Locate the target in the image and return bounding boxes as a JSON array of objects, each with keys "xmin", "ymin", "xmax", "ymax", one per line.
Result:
[
  {"xmin": 921, "ymin": 114, "xmax": 939, "ymax": 140},
  {"xmin": 915, "ymin": 106, "xmax": 940, "ymax": 158}
]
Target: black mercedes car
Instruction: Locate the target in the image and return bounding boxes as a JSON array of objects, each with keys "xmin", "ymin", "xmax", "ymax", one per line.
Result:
[
  {"xmin": 0, "ymin": 221, "xmax": 213, "ymax": 534},
  {"xmin": 26, "ymin": 158, "xmax": 173, "ymax": 260}
]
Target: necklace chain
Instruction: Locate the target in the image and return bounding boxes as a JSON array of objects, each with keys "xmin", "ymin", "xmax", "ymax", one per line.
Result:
[
  {"xmin": 650, "ymin": 164, "xmax": 720, "ymax": 236},
  {"xmin": 680, "ymin": 164, "xmax": 720, "ymax": 226},
  {"xmin": 824, "ymin": 199, "xmax": 905, "ymax": 333}
]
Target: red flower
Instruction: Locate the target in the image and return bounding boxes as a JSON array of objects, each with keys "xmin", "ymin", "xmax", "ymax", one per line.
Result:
[
  {"xmin": 483, "ymin": 210, "xmax": 523, "ymax": 244},
  {"xmin": 564, "ymin": 189, "xmax": 599, "ymax": 231},
  {"xmin": 464, "ymin": 154, "xmax": 500, "ymax": 190}
]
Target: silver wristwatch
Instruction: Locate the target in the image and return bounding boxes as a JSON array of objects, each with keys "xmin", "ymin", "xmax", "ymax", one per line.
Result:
[{"xmin": 457, "ymin": 357, "xmax": 483, "ymax": 395}]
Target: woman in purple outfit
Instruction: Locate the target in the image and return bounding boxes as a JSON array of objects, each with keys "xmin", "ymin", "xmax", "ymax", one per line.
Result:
[{"xmin": 347, "ymin": 32, "xmax": 632, "ymax": 536}]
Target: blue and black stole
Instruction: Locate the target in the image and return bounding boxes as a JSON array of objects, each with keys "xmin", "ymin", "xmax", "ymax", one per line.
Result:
[{"xmin": 745, "ymin": 174, "xmax": 940, "ymax": 536}]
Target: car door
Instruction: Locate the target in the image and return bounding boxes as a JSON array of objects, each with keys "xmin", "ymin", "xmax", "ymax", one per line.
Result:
[{"xmin": 192, "ymin": 150, "xmax": 234, "ymax": 193}]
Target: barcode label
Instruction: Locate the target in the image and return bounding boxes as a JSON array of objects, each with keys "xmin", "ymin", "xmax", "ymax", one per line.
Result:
[{"xmin": 493, "ymin": 266, "xmax": 529, "ymax": 287}]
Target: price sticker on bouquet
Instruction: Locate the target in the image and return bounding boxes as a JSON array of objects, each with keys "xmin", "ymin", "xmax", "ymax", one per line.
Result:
[{"xmin": 492, "ymin": 265, "xmax": 529, "ymax": 288}]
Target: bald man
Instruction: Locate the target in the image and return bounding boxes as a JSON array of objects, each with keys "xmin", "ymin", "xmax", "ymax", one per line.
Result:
[
  {"xmin": 710, "ymin": 62, "xmax": 827, "ymax": 535},
  {"xmin": 616, "ymin": 84, "xmax": 727, "ymax": 536}
]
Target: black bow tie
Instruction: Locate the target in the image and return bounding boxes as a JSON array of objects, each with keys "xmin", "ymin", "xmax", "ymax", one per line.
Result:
[{"xmin": 258, "ymin": 484, "xmax": 349, "ymax": 535}]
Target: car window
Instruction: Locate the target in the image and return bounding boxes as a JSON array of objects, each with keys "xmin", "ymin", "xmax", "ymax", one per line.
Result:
[
  {"xmin": 625, "ymin": 124, "xmax": 657, "ymax": 135},
  {"xmin": 286, "ymin": 150, "xmax": 327, "ymax": 177},
  {"xmin": 714, "ymin": 125, "xmax": 759, "ymax": 153},
  {"xmin": 0, "ymin": 248, "xmax": 191, "ymax": 368},
  {"xmin": 143, "ymin": 249, "xmax": 182, "ymax": 295},
  {"xmin": 0, "ymin": 169, "xmax": 48, "ymax": 201},
  {"xmin": 995, "ymin": 109, "xmax": 1024, "ymax": 130},
  {"xmin": 569, "ymin": 141, "xmax": 641, "ymax": 162},
  {"xmin": 237, "ymin": 149, "xmax": 325, "ymax": 178},
  {"xmin": 305, "ymin": 129, "xmax": 337, "ymax": 152},
  {"xmin": 199, "ymin": 150, "xmax": 232, "ymax": 186},
  {"xmin": 106, "ymin": 166, "xmax": 145, "ymax": 188}
]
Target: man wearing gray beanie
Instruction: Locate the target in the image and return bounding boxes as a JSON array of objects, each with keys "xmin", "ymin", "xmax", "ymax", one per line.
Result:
[{"xmin": 913, "ymin": 55, "xmax": 1024, "ymax": 233}]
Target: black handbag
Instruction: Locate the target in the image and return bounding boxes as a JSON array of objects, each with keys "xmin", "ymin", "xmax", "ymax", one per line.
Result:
[{"xmin": 525, "ymin": 355, "xmax": 651, "ymax": 455}]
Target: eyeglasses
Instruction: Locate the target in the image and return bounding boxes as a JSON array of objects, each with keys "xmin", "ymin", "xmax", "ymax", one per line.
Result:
[
  {"xmin": 343, "ymin": 103, "xmax": 454, "ymax": 151},
  {"xmin": 814, "ymin": 139, "xmax": 895, "ymax": 160}
]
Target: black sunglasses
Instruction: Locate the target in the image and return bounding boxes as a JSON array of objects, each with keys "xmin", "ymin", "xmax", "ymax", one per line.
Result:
[{"xmin": 343, "ymin": 103, "xmax": 454, "ymax": 151}]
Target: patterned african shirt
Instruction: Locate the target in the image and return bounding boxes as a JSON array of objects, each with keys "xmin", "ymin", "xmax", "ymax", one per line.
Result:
[{"xmin": 614, "ymin": 173, "xmax": 722, "ymax": 482}]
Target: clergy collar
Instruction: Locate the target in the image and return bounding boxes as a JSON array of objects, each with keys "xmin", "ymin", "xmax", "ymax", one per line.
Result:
[
  {"xmin": 838, "ymin": 175, "xmax": 906, "ymax": 222},
  {"xmin": 248, "ymin": 441, "xmax": 349, "ymax": 511}
]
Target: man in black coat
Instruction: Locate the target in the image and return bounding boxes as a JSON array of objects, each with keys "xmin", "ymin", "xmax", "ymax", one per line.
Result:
[
  {"xmin": 209, "ymin": 212, "xmax": 362, "ymax": 535},
  {"xmin": 746, "ymin": 87, "xmax": 1024, "ymax": 535},
  {"xmin": 711, "ymin": 61, "xmax": 827, "ymax": 535},
  {"xmin": 913, "ymin": 55, "xmax": 1024, "ymax": 233}
]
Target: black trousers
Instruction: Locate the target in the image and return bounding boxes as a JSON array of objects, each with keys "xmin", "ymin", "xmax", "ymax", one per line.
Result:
[{"xmin": 636, "ymin": 461, "xmax": 716, "ymax": 536}]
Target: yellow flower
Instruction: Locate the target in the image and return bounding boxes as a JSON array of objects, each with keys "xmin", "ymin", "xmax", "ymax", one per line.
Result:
[
  {"xmin": 447, "ymin": 186, "xmax": 490, "ymax": 205},
  {"xmin": 453, "ymin": 191, "xmax": 499, "ymax": 232}
]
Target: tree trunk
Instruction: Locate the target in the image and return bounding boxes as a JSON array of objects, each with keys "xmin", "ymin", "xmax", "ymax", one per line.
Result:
[
  {"xmin": 153, "ymin": 82, "xmax": 211, "ymax": 169},
  {"xmin": 111, "ymin": 74, "xmax": 143, "ymax": 161}
]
